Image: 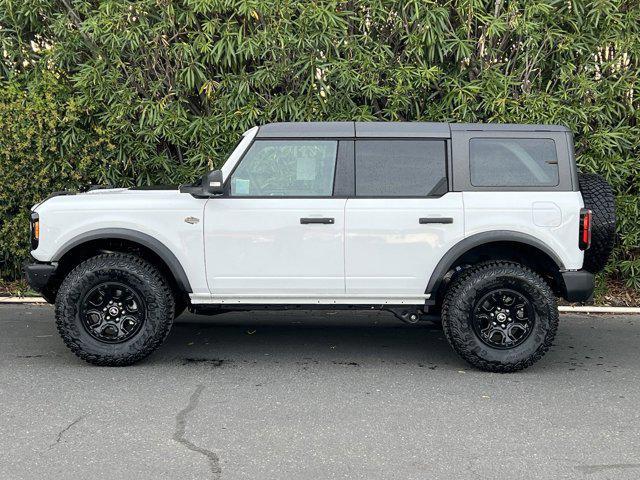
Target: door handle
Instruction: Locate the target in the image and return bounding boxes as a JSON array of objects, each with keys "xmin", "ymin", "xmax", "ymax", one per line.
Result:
[
  {"xmin": 300, "ymin": 217, "xmax": 335, "ymax": 224},
  {"xmin": 419, "ymin": 217, "xmax": 453, "ymax": 224}
]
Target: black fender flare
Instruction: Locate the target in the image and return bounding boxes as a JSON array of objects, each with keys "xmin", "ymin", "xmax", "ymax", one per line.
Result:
[
  {"xmin": 425, "ymin": 231, "xmax": 565, "ymax": 303},
  {"xmin": 52, "ymin": 228, "xmax": 192, "ymax": 292}
]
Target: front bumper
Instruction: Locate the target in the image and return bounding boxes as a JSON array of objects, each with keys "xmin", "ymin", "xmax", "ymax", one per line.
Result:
[
  {"xmin": 561, "ymin": 270, "xmax": 595, "ymax": 303},
  {"xmin": 23, "ymin": 262, "xmax": 57, "ymax": 294}
]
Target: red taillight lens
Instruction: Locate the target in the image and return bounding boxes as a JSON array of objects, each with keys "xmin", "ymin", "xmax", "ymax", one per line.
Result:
[{"xmin": 579, "ymin": 208, "xmax": 592, "ymax": 250}]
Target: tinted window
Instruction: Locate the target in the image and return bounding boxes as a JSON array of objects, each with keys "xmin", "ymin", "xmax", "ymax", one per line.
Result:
[
  {"xmin": 230, "ymin": 140, "xmax": 337, "ymax": 196},
  {"xmin": 355, "ymin": 140, "xmax": 447, "ymax": 197},
  {"xmin": 470, "ymin": 138, "xmax": 559, "ymax": 187}
]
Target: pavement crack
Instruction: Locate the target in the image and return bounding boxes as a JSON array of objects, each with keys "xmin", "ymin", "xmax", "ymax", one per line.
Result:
[
  {"xmin": 49, "ymin": 415, "xmax": 85, "ymax": 449},
  {"xmin": 174, "ymin": 384, "xmax": 221, "ymax": 479}
]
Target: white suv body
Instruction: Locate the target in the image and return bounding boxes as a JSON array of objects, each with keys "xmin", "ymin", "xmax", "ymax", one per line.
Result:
[
  {"xmin": 26, "ymin": 122, "xmax": 610, "ymax": 371},
  {"xmin": 30, "ymin": 123, "xmax": 584, "ymax": 304}
]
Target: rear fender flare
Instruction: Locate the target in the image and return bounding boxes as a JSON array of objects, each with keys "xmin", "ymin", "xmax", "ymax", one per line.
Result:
[{"xmin": 425, "ymin": 231, "xmax": 565, "ymax": 303}]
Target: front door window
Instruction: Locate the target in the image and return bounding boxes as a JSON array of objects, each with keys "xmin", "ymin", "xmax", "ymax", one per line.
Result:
[{"xmin": 230, "ymin": 140, "xmax": 338, "ymax": 197}]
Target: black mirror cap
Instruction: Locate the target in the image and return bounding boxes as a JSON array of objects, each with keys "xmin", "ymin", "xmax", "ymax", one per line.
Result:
[{"xmin": 202, "ymin": 169, "xmax": 224, "ymax": 196}]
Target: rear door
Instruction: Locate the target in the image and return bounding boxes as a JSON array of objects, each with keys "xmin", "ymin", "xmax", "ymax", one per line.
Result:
[{"xmin": 345, "ymin": 138, "xmax": 464, "ymax": 298}]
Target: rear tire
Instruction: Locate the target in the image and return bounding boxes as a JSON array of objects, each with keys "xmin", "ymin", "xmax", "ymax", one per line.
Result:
[
  {"xmin": 578, "ymin": 172, "xmax": 616, "ymax": 273},
  {"xmin": 55, "ymin": 253, "xmax": 175, "ymax": 366},
  {"xmin": 442, "ymin": 261, "xmax": 558, "ymax": 373}
]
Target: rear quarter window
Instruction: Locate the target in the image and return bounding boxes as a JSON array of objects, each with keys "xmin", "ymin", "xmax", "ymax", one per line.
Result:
[{"xmin": 470, "ymin": 138, "xmax": 559, "ymax": 187}]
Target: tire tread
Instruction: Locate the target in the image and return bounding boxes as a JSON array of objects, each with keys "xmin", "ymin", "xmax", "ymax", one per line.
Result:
[
  {"xmin": 55, "ymin": 253, "xmax": 175, "ymax": 366},
  {"xmin": 442, "ymin": 261, "xmax": 558, "ymax": 373},
  {"xmin": 578, "ymin": 172, "xmax": 616, "ymax": 273}
]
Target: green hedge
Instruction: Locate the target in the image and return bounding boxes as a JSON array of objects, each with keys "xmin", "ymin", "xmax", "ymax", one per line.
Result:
[{"xmin": 1, "ymin": 0, "xmax": 639, "ymax": 287}]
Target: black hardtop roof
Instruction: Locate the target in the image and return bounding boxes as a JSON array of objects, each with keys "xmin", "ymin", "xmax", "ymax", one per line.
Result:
[{"xmin": 255, "ymin": 121, "xmax": 569, "ymax": 139}]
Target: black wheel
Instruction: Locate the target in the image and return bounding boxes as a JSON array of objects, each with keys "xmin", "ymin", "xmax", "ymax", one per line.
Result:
[
  {"xmin": 55, "ymin": 253, "xmax": 175, "ymax": 366},
  {"xmin": 578, "ymin": 172, "xmax": 616, "ymax": 273},
  {"xmin": 442, "ymin": 261, "xmax": 558, "ymax": 373}
]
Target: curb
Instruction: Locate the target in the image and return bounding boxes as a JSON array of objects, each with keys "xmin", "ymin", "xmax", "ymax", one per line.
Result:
[
  {"xmin": 1, "ymin": 296, "xmax": 639, "ymax": 313},
  {"xmin": 0, "ymin": 297, "xmax": 47, "ymax": 304},
  {"xmin": 558, "ymin": 305, "xmax": 640, "ymax": 314}
]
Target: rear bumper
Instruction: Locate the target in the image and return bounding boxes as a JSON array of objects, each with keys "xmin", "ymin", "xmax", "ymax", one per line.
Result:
[
  {"xmin": 561, "ymin": 270, "xmax": 595, "ymax": 303},
  {"xmin": 23, "ymin": 262, "xmax": 57, "ymax": 294}
]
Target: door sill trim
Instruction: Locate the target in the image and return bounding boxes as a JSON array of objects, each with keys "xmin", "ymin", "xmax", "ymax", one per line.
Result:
[{"xmin": 190, "ymin": 293, "xmax": 430, "ymax": 305}]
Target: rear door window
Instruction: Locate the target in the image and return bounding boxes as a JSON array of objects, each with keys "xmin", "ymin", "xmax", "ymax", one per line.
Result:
[
  {"xmin": 355, "ymin": 140, "xmax": 447, "ymax": 197},
  {"xmin": 469, "ymin": 138, "xmax": 559, "ymax": 187}
]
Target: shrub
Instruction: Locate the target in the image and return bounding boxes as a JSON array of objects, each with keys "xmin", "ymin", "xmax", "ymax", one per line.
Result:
[
  {"xmin": 0, "ymin": 0, "xmax": 638, "ymax": 288},
  {"xmin": 0, "ymin": 73, "xmax": 112, "ymax": 279}
]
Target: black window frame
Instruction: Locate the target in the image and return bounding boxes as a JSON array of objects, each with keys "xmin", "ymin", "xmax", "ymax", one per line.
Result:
[
  {"xmin": 222, "ymin": 136, "xmax": 452, "ymax": 199},
  {"xmin": 468, "ymin": 137, "xmax": 560, "ymax": 188},
  {"xmin": 450, "ymin": 130, "xmax": 575, "ymax": 192},
  {"xmin": 353, "ymin": 138, "xmax": 449, "ymax": 199}
]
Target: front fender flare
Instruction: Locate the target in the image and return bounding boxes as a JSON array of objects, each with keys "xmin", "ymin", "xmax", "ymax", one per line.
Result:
[{"xmin": 52, "ymin": 228, "xmax": 192, "ymax": 293}]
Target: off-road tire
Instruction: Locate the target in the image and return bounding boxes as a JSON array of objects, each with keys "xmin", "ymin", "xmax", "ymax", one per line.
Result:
[
  {"xmin": 442, "ymin": 261, "xmax": 558, "ymax": 373},
  {"xmin": 578, "ymin": 172, "xmax": 616, "ymax": 273},
  {"xmin": 55, "ymin": 253, "xmax": 175, "ymax": 366}
]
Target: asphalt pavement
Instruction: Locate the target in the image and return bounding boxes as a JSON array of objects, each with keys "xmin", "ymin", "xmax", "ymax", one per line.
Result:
[{"xmin": 1, "ymin": 304, "xmax": 639, "ymax": 479}]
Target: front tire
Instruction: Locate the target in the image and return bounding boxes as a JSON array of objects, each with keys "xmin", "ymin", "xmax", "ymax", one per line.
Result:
[
  {"xmin": 55, "ymin": 253, "xmax": 175, "ymax": 366},
  {"xmin": 442, "ymin": 262, "xmax": 558, "ymax": 373}
]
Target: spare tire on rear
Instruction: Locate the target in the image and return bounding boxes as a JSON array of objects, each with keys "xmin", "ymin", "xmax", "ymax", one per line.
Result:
[{"xmin": 578, "ymin": 172, "xmax": 616, "ymax": 273}]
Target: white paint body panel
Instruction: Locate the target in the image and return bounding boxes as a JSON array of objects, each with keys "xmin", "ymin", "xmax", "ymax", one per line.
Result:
[
  {"xmin": 203, "ymin": 198, "xmax": 346, "ymax": 294},
  {"xmin": 463, "ymin": 191, "xmax": 584, "ymax": 270},
  {"xmin": 31, "ymin": 190, "xmax": 210, "ymax": 294},
  {"xmin": 31, "ymin": 188, "xmax": 585, "ymax": 304},
  {"xmin": 344, "ymin": 194, "xmax": 465, "ymax": 295}
]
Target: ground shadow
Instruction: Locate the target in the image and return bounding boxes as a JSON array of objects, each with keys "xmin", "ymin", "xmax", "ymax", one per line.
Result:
[{"xmin": 155, "ymin": 309, "xmax": 462, "ymax": 369}]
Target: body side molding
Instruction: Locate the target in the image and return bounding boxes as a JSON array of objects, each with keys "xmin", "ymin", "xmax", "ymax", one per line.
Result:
[{"xmin": 52, "ymin": 228, "xmax": 192, "ymax": 292}]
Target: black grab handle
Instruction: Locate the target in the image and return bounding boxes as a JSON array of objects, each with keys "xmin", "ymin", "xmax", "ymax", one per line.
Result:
[
  {"xmin": 419, "ymin": 217, "xmax": 454, "ymax": 224},
  {"xmin": 300, "ymin": 217, "xmax": 335, "ymax": 224}
]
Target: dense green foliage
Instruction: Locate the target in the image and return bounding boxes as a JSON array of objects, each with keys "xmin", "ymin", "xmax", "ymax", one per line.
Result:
[{"xmin": 1, "ymin": 0, "xmax": 639, "ymax": 289}]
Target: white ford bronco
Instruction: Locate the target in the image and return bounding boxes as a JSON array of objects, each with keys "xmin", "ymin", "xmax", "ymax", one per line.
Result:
[{"xmin": 25, "ymin": 122, "xmax": 616, "ymax": 372}]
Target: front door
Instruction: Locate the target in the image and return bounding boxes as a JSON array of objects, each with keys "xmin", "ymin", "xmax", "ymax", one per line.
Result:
[{"xmin": 204, "ymin": 139, "xmax": 345, "ymax": 297}]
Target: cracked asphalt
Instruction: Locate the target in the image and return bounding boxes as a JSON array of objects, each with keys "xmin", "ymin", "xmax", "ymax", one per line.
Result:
[{"xmin": 1, "ymin": 304, "xmax": 640, "ymax": 479}]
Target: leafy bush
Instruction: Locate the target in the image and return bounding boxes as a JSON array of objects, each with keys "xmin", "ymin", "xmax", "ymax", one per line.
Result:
[
  {"xmin": 0, "ymin": 73, "xmax": 113, "ymax": 279},
  {"xmin": 1, "ymin": 0, "xmax": 639, "ymax": 288}
]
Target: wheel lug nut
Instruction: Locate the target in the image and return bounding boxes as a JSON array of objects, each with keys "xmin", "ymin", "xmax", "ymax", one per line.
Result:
[
  {"xmin": 492, "ymin": 322, "xmax": 496, "ymax": 325},
  {"xmin": 501, "ymin": 324, "xmax": 506, "ymax": 328}
]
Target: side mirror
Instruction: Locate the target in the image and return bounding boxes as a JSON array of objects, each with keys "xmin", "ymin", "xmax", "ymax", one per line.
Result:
[{"xmin": 202, "ymin": 169, "xmax": 224, "ymax": 196}]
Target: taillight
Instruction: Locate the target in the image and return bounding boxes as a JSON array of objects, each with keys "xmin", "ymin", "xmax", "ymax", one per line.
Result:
[
  {"xmin": 579, "ymin": 208, "xmax": 592, "ymax": 250},
  {"xmin": 30, "ymin": 211, "xmax": 39, "ymax": 250}
]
